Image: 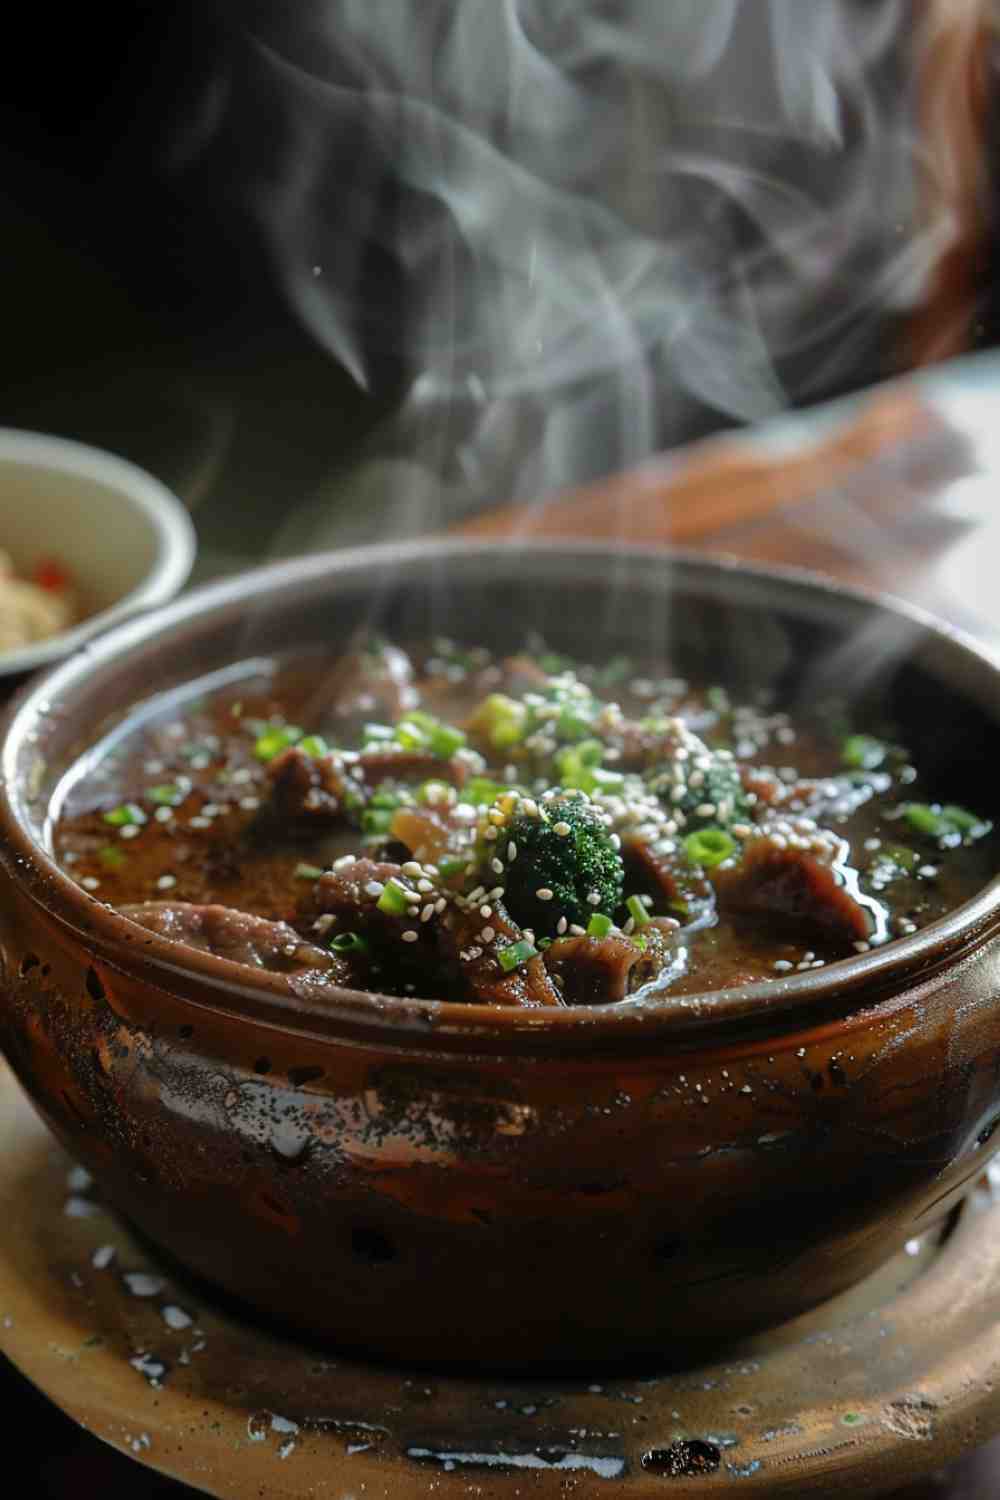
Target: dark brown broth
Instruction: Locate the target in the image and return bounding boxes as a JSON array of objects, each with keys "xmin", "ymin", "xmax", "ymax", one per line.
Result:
[{"xmin": 52, "ymin": 646, "xmax": 995, "ymax": 1000}]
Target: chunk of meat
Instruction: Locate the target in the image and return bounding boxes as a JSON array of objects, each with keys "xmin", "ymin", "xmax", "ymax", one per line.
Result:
[
  {"xmin": 622, "ymin": 832, "xmax": 715, "ymax": 923},
  {"xmin": 544, "ymin": 920, "xmax": 678, "ymax": 1004},
  {"xmin": 296, "ymin": 860, "xmax": 441, "ymax": 972},
  {"xmin": 711, "ymin": 830, "xmax": 884, "ymax": 944},
  {"xmin": 323, "ymin": 643, "xmax": 419, "ymax": 722},
  {"xmin": 355, "ymin": 747, "xmax": 471, "ymax": 789},
  {"xmin": 121, "ymin": 902, "xmax": 344, "ymax": 978},
  {"xmin": 437, "ymin": 900, "xmax": 563, "ymax": 1008},
  {"xmin": 266, "ymin": 747, "xmax": 363, "ymax": 821},
  {"xmin": 389, "ymin": 803, "xmax": 476, "ymax": 869},
  {"xmin": 544, "ymin": 933, "xmax": 641, "ymax": 1005}
]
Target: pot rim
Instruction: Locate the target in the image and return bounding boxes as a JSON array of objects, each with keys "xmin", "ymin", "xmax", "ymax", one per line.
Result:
[{"xmin": 3, "ymin": 536, "xmax": 999, "ymax": 1053}]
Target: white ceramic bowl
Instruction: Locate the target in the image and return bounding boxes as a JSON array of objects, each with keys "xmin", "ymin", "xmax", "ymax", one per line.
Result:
[{"xmin": 0, "ymin": 429, "xmax": 196, "ymax": 678}]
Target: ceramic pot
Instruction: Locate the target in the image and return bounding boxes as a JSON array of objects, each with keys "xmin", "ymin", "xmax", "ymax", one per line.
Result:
[{"xmin": 1, "ymin": 540, "xmax": 999, "ymax": 1367}]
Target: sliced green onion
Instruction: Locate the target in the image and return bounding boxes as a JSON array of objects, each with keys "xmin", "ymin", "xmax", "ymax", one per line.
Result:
[
  {"xmin": 464, "ymin": 776, "xmax": 510, "ymax": 806},
  {"xmin": 878, "ymin": 844, "xmax": 919, "ymax": 873},
  {"xmin": 554, "ymin": 706, "xmax": 594, "ymax": 743},
  {"xmin": 294, "ymin": 862, "xmax": 325, "ymax": 881},
  {"xmin": 147, "ymin": 783, "xmax": 185, "ymax": 807},
  {"xmin": 395, "ymin": 718, "xmax": 430, "ymax": 751},
  {"xmin": 631, "ymin": 933, "xmax": 648, "ymax": 952},
  {"xmin": 254, "ymin": 725, "xmax": 302, "ymax": 761},
  {"xmin": 586, "ymin": 912, "xmax": 613, "ymax": 939},
  {"xmin": 683, "ymin": 827, "xmax": 737, "ymax": 869},
  {"xmin": 102, "ymin": 802, "xmax": 146, "ymax": 827},
  {"xmin": 554, "ymin": 743, "xmax": 625, "ymax": 796},
  {"xmin": 498, "ymin": 939, "xmax": 540, "ymax": 972},
  {"xmin": 903, "ymin": 803, "xmax": 946, "ymax": 836},
  {"xmin": 330, "ymin": 931, "xmax": 369, "ymax": 954},
  {"xmin": 941, "ymin": 804, "xmax": 988, "ymax": 834},
  {"xmin": 626, "ymin": 894, "xmax": 651, "ymax": 928},
  {"xmin": 361, "ymin": 807, "xmax": 395, "ymax": 836},
  {"xmin": 466, "ymin": 693, "xmax": 527, "ymax": 749},
  {"xmin": 377, "ymin": 878, "xmax": 411, "ymax": 916},
  {"xmin": 428, "ymin": 722, "xmax": 466, "ymax": 757},
  {"xmin": 98, "ymin": 845, "xmax": 127, "ymax": 869},
  {"xmin": 298, "ymin": 734, "xmax": 330, "ymax": 758},
  {"xmin": 842, "ymin": 734, "xmax": 888, "ymax": 770}
]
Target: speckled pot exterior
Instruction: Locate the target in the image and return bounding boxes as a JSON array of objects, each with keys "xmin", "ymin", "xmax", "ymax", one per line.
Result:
[{"xmin": 2, "ymin": 541, "xmax": 1000, "ymax": 1367}]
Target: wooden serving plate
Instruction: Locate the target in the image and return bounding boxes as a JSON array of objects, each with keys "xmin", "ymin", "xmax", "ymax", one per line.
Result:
[{"xmin": 2, "ymin": 1057, "xmax": 999, "ymax": 1498}]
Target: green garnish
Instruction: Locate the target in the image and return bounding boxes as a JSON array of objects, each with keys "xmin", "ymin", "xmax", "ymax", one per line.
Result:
[
  {"xmin": 298, "ymin": 734, "xmax": 330, "ymax": 758},
  {"xmin": 498, "ymin": 939, "xmax": 540, "ymax": 972},
  {"xmin": 554, "ymin": 740, "xmax": 625, "ymax": 795},
  {"xmin": 464, "ymin": 776, "xmax": 512, "ymax": 806},
  {"xmin": 294, "ymin": 862, "xmax": 325, "ymax": 880},
  {"xmin": 147, "ymin": 783, "xmax": 185, "ymax": 807},
  {"xmin": 330, "ymin": 932, "xmax": 368, "ymax": 954},
  {"xmin": 361, "ymin": 789, "xmax": 409, "ymax": 837},
  {"xmin": 466, "ymin": 693, "xmax": 527, "ymax": 749},
  {"xmin": 102, "ymin": 802, "xmax": 146, "ymax": 827},
  {"xmin": 254, "ymin": 725, "xmax": 303, "ymax": 761},
  {"xmin": 394, "ymin": 710, "xmax": 466, "ymax": 758},
  {"xmin": 98, "ymin": 845, "xmax": 127, "ymax": 869},
  {"xmin": 683, "ymin": 827, "xmax": 737, "ymax": 868},
  {"xmin": 626, "ymin": 894, "xmax": 651, "ymax": 928},
  {"xmin": 842, "ymin": 734, "xmax": 888, "ymax": 770},
  {"xmin": 377, "ymin": 878, "xmax": 411, "ymax": 916},
  {"xmin": 903, "ymin": 802, "xmax": 991, "ymax": 841},
  {"xmin": 438, "ymin": 854, "xmax": 471, "ymax": 880},
  {"xmin": 586, "ymin": 912, "xmax": 613, "ymax": 939},
  {"xmin": 631, "ymin": 933, "xmax": 648, "ymax": 952}
]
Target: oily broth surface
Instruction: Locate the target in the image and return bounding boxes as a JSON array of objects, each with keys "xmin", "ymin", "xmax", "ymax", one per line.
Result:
[{"xmin": 52, "ymin": 646, "xmax": 995, "ymax": 1000}]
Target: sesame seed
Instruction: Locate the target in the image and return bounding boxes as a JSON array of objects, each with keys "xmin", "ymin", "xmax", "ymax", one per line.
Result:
[
  {"xmin": 201, "ymin": 803, "xmax": 221, "ymax": 818},
  {"xmin": 468, "ymin": 886, "xmax": 486, "ymax": 904},
  {"xmin": 480, "ymin": 905, "xmax": 493, "ymax": 919},
  {"xmin": 365, "ymin": 881, "xmax": 385, "ymax": 897},
  {"xmin": 853, "ymin": 940, "xmax": 871, "ymax": 952},
  {"xmin": 81, "ymin": 876, "xmax": 100, "ymax": 890},
  {"xmin": 536, "ymin": 888, "xmax": 554, "ymax": 901},
  {"xmin": 507, "ymin": 841, "xmax": 517, "ymax": 861},
  {"xmin": 420, "ymin": 904, "xmax": 435, "ymax": 923},
  {"xmin": 484, "ymin": 827, "xmax": 498, "ymax": 842},
  {"xmin": 156, "ymin": 874, "xmax": 177, "ymax": 891},
  {"xmin": 609, "ymin": 833, "xmax": 621, "ymax": 850},
  {"xmin": 435, "ymin": 898, "xmax": 447, "ymax": 914},
  {"xmin": 586, "ymin": 891, "xmax": 601, "ymax": 906},
  {"xmin": 772, "ymin": 959, "xmax": 793, "ymax": 972},
  {"xmin": 401, "ymin": 930, "xmax": 419, "ymax": 943},
  {"xmin": 188, "ymin": 815, "xmax": 211, "ymax": 829},
  {"xmin": 120, "ymin": 824, "xmax": 141, "ymax": 840},
  {"xmin": 417, "ymin": 878, "xmax": 435, "ymax": 893},
  {"xmin": 553, "ymin": 821, "xmax": 571, "ymax": 837},
  {"xmin": 557, "ymin": 916, "xmax": 568, "ymax": 935},
  {"xmin": 570, "ymin": 923, "xmax": 586, "ymax": 937},
  {"xmin": 239, "ymin": 796, "xmax": 260, "ymax": 811},
  {"xmin": 480, "ymin": 926, "xmax": 496, "ymax": 943},
  {"xmin": 490, "ymin": 858, "xmax": 504, "ymax": 875},
  {"xmin": 402, "ymin": 861, "xmax": 423, "ymax": 877},
  {"xmin": 333, "ymin": 854, "xmax": 356, "ymax": 869}
]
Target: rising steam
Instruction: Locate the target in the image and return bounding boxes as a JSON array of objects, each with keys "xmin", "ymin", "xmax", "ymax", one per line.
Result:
[{"xmin": 190, "ymin": 1, "xmax": 975, "ymax": 540}]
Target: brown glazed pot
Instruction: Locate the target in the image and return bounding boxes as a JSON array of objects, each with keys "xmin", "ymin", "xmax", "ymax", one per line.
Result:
[{"xmin": 1, "ymin": 540, "xmax": 1000, "ymax": 1370}]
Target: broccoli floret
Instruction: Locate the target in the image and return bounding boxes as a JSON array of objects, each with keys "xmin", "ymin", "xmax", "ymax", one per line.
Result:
[
  {"xmin": 646, "ymin": 749, "xmax": 750, "ymax": 832},
  {"xmin": 492, "ymin": 792, "xmax": 625, "ymax": 936}
]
